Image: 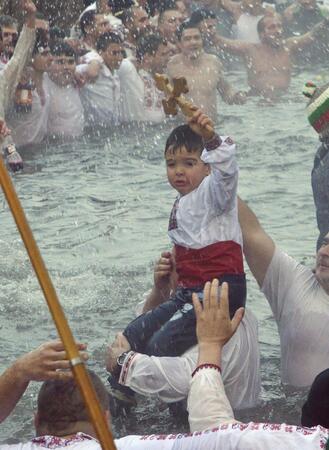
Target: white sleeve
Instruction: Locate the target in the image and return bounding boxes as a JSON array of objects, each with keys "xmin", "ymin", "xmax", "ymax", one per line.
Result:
[
  {"xmin": 261, "ymin": 247, "xmax": 301, "ymax": 322},
  {"xmin": 119, "ymin": 350, "xmax": 197, "ymax": 403},
  {"xmin": 201, "ymin": 136, "xmax": 238, "ymax": 213},
  {"xmin": 118, "ymin": 59, "xmax": 144, "ymax": 122},
  {"xmin": 187, "ymin": 368, "xmax": 237, "ymax": 432},
  {"xmin": 1, "ymin": 26, "xmax": 35, "ymax": 115}
]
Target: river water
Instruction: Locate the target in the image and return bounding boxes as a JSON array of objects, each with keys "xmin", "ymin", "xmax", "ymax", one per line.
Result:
[{"xmin": 0, "ymin": 66, "xmax": 326, "ymax": 443}]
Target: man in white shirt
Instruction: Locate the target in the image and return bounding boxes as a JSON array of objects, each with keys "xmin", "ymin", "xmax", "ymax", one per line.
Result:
[
  {"xmin": 119, "ymin": 33, "xmax": 173, "ymax": 123},
  {"xmin": 45, "ymin": 41, "xmax": 84, "ymax": 139},
  {"xmin": 77, "ymin": 31, "xmax": 124, "ymax": 128},
  {"xmin": 238, "ymin": 198, "xmax": 329, "ymax": 388}
]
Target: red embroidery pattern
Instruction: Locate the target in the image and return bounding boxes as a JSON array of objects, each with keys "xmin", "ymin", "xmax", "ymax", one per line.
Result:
[{"xmin": 32, "ymin": 433, "xmax": 94, "ymax": 448}]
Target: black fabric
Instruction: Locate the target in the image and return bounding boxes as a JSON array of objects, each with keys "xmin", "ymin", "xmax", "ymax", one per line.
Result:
[{"xmin": 301, "ymin": 368, "xmax": 329, "ymax": 428}]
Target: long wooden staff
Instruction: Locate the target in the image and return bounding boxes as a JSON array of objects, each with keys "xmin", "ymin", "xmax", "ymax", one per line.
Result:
[{"xmin": 0, "ymin": 158, "xmax": 116, "ymax": 450}]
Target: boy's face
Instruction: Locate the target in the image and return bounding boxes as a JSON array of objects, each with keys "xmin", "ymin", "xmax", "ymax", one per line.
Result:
[
  {"xmin": 49, "ymin": 54, "xmax": 76, "ymax": 86},
  {"xmin": 165, "ymin": 146, "xmax": 209, "ymax": 195},
  {"xmin": 101, "ymin": 43, "xmax": 124, "ymax": 71}
]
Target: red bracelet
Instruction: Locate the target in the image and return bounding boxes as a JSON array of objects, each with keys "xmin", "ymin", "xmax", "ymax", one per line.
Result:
[{"xmin": 192, "ymin": 363, "xmax": 221, "ymax": 378}]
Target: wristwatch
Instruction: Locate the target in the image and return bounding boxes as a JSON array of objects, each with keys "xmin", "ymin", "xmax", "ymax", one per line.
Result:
[{"xmin": 117, "ymin": 351, "xmax": 130, "ymax": 367}]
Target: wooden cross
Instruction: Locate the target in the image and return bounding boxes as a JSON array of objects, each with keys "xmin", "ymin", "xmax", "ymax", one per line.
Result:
[{"xmin": 154, "ymin": 73, "xmax": 213, "ymax": 133}]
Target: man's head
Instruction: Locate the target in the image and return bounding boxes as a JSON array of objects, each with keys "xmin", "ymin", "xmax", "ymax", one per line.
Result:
[
  {"xmin": 97, "ymin": 32, "xmax": 124, "ymax": 71},
  {"xmin": 301, "ymin": 368, "xmax": 329, "ymax": 428},
  {"xmin": 121, "ymin": 6, "xmax": 152, "ymax": 41},
  {"xmin": 257, "ymin": 14, "xmax": 283, "ymax": 48},
  {"xmin": 49, "ymin": 41, "xmax": 77, "ymax": 87},
  {"xmin": 32, "ymin": 30, "xmax": 52, "ymax": 73},
  {"xmin": 165, "ymin": 125, "xmax": 210, "ymax": 195},
  {"xmin": 80, "ymin": 10, "xmax": 111, "ymax": 42},
  {"xmin": 35, "ymin": 12, "xmax": 50, "ymax": 42},
  {"xmin": 190, "ymin": 8, "xmax": 217, "ymax": 45},
  {"xmin": 136, "ymin": 33, "xmax": 174, "ymax": 72},
  {"xmin": 158, "ymin": 4, "xmax": 184, "ymax": 43},
  {"xmin": 0, "ymin": 15, "xmax": 18, "ymax": 59},
  {"xmin": 177, "ymin": 21, "xmax": 203, "ymax": 59},
  {"xmin": 315, "ymin": 233, "xmax": 329, "ymax": 294},
  {"xmin": 35, "ymin": 370, "xmax": 110, "ymax": 437}
]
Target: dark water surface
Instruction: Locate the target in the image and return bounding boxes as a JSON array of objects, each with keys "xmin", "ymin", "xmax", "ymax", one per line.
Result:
[{"xmin": 0, "ymin": 67, "xmax": 326, "ymax": 443}]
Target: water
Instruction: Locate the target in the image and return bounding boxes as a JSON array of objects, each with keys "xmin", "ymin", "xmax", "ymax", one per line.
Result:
[{"xmin": 0, "ymin": 65, "xmax": 326, "ymax": 443}]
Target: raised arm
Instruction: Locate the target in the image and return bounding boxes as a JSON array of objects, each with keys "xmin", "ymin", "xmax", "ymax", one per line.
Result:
[
  {"xmin": 0, "ymin": 340, "xmax": 88, "ymax": 423},
  {"xmin": 287, "ymin": 17, "xmax": 329, "ymax": 53},
  {"xmin": 218, "ymin": 0, "xmax": 241, "ymax": 21},
  {"xmin": 238, "ymin": 197, "xmax": 275, "ymax": 286},
  {"xmin": 213, "ymin": 33, "xmax": 251, "ymax": 56}
]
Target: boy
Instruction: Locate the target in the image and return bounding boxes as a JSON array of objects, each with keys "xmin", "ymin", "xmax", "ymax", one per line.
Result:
[{"xmin": 109, "ymin": 109, "xmax": 246, "ymax": 367}]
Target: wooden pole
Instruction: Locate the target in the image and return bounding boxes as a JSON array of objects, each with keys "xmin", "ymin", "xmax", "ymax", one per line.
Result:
[{"xmin": 0, "ymin": 158, "xmax": 117, "ymax": 450}]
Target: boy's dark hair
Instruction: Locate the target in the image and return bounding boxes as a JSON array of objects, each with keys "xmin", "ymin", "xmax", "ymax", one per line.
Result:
[
  {"xmin": 80, "ymin": 10, "xmax": 96, "ymax": 37},
  {"xmin": 165, "ymin": 125, "xmax": 203, "ymax": 155},
  {"xmin": 176, "ymin": 20, "xmax": 200, "ymax": 41},
  {"xmin": 190, "ymin": 8, "xmax": 216, "ymax": 26},
  {"xmin": 50, "ymin": 40, "xmax": 76, "ymax": 58},
  {"xmin": 96, "ymin": 31, "xmax": 122, "ymax": 52},
  {"xmin": 136, "ymin": 33, "xmax": 166, "ymax": 61}
]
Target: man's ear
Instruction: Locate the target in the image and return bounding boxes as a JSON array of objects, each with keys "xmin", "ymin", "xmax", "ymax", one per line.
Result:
[{"xmin": 205, "ymin": 163, "xmax": 211, "ymax": 175}]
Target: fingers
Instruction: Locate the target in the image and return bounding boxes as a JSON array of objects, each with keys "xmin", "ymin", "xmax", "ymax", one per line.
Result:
[
  {"xmin": 202, "ymin": 281, "xmax": 211, "ymax": 311},
  {"xmin": 209, "ymin": 278, "xmax": 219, "ymax": 310},
  {"xmin": 219, "ymin": 282, "xmax": 229, "ymax": 318},
  {"xmin": 230, "ymin": 307, "xmax": 245, "ymax": 335},
  {"xmin": 192, "ymin": 292, "xmax": 203, "ymax": 319}
]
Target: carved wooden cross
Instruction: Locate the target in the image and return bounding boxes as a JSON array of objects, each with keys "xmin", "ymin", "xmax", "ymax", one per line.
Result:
[{"xmin": 154, "ymin": 73, "xmax": 213, "ymax": 133}]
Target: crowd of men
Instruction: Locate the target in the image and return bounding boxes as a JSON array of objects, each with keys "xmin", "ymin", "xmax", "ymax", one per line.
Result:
[{"xmin": 1, "ymin": 0, "xmax": 329, "ymax": 448}]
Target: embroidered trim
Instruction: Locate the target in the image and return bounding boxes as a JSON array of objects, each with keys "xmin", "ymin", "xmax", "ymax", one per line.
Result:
[
  {"xmin": 192, "ymin": 363, "xmax": 221, "ymax": 378},
  {"xmin": 119, "ymin": 351, "xmax": 137, "ymax": 385},
  {"xmin": 32, "ymin": 432, "xmax": 94, "ymax": 448},
  {"xmin": 204, "ymin": 134, "xmax": 222, "ymax": 151}
]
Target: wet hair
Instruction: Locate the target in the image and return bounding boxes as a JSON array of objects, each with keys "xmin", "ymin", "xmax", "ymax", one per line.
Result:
[
  {"xmin": 119, "ymin": 7, "xmax": 135, "ymax": 26},
  {"xmin": 301, "ymin": 368, "xmax": 329, "ymax": 428},
  {"xmin": 32, "ymin": 29, "xmax": 49, "ymax": 55},
  {"xmin": 165, "ymin": 125, "xmax": 203, "ymax": 155},
  {"xmin": 84, "ymin": 0, "xmax": 95, "ymax": 6},
  {"xmin": 176, "ymin": 19, "xmax": 200, "ymax": 41},
  {"xmin": 49, "ymin": 26, "xmax": 66, "ymax": 42},
  {"xmin": 37, "ymin": 370, "xmax": 109, "ymax": 435},
  {"xmin": 80, "ymin": 10, "xmax": 96, "ymax": 37},
  {"xmin": 158, "ymin": 1, "xmax": 180, "ymax": 23},
  {"xmin": 190, "ymin": 8, "xmax": 216, "ymax": 26},
  {"xmin": 0, "ymin": 15, "xmax": 18, "ymax": 29},
  {"xmin": 96, "ymin": 31, "xmax": 123, "ymax": 52},
  {"xmin": 136, "ymin": 33, "xmax": 166, "ymax": 61},
  {"xmin": 257, "ymin": 13, "xmax": 281, "ymax": 35},
  {"xmin": 50, "ymin": 41, "xmax": 76, "ymax": 58},
  {"xmin": 35, "ymin": 12, "xmax": 48, "ymax": 22}
]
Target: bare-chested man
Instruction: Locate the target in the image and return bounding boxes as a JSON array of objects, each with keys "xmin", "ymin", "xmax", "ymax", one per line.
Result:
[
  {"xmin": 167, "ymin": 21, "xmax": 245, "ymax": 122},
  {"xmin": 214, "ymin": 14, "xmax": 329, "ymax": 99}
]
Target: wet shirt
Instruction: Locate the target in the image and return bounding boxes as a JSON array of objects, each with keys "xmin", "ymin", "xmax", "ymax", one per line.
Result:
[
  {"xmin": 262, "ymin": 247, "xmax": 329, "ymax": 387},
  {"xmin": 44, "ymin": 75, "xmax": 84, "ymax": 138}
]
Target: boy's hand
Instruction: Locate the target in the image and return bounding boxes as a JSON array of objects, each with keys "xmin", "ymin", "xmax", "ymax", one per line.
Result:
[
  {"xmin": 154, "ymin": 251, "xmax": 174, "ymax": 292},
  {"xmin": 188, "ymin": 109, "xmax": 215, "ymax": 142}
]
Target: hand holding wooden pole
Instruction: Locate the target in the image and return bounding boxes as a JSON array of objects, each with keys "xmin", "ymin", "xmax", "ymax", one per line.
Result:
[
  {"xmin": 154, "ymin": 73, "xmax": 213, "ymax": 134},
  {"xmin": 0, "ymin": 158, "xmax": 116, "ymax": 450}
]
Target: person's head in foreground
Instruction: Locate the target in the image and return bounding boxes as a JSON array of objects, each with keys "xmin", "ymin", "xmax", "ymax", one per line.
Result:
[
  {"xmin": 164, "ymin": 111, "xmax": 214, "ymax": 196},
  {"xmin": 302, "ymin": 368, "xmax": 329, "ymax": 429},
  {"xmin": 35, "ymin": 370, "xmax": 110, "ymax": 437}
]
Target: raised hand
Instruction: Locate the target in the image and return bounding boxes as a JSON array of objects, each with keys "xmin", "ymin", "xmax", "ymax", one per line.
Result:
[
  {"xmin": 0, "ymin": 120, "xmax": 11, "ymax": 138},
  {"xmin": 13, "ymin": 340, "xmax": 88, "ymax": 382},
  {"xmin": 188, "ymin": 108, "xmax": 215, "ymax": 142},
  {"xmin": 192, "ymin": 279, "xmax": 244, "ymax": 348}
]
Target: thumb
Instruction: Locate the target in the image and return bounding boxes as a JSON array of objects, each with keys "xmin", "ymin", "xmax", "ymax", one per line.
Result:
[{"xmin": 230, "ymin": 307, "xmax": 244, "ymax": 335}]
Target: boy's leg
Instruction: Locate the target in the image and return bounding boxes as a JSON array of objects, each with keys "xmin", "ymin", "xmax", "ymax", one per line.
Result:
[
  {"xmin": 122, "ymin": 300, "xmax": 180, "ymax": 353},
  {"xmin": 144, "ymin": 301, "xmax": 198, "ymax": 357}
]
